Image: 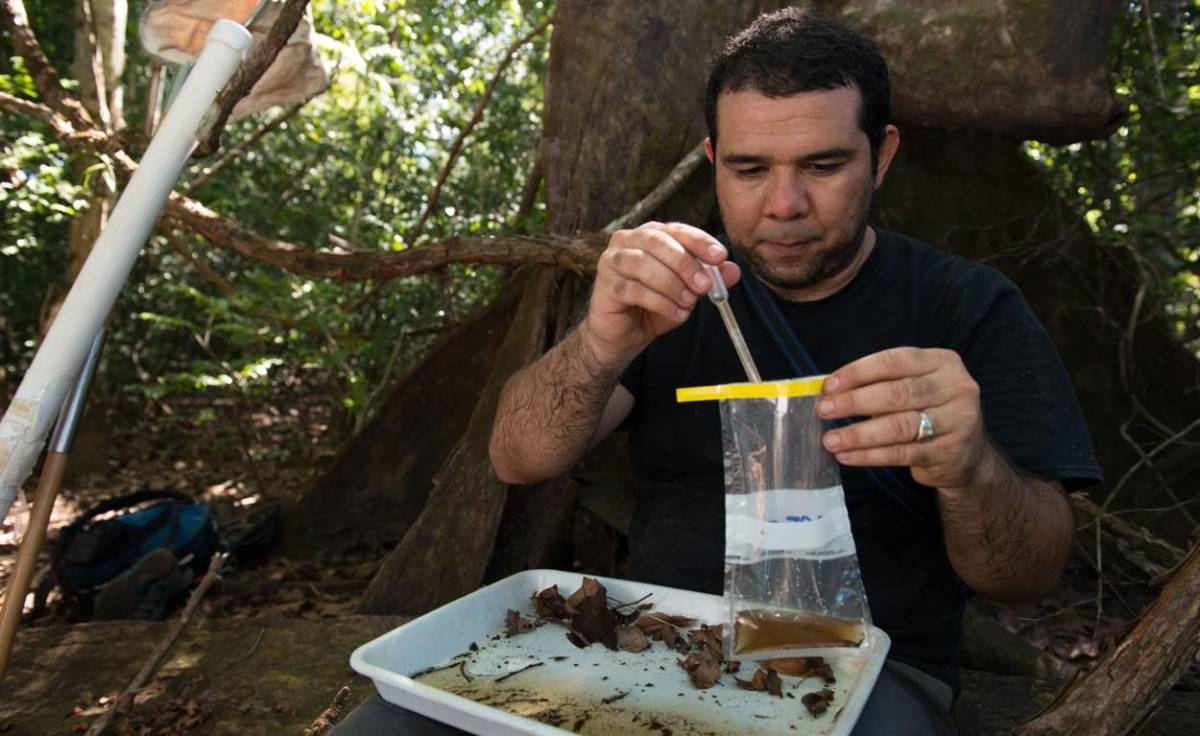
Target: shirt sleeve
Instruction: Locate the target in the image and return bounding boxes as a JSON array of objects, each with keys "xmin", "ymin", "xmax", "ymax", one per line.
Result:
[{"xmin": 944, "ymin": 270, "xmax": 1103, "ymax": 490}]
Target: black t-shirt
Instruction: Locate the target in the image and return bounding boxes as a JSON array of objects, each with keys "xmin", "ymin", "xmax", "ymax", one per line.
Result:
[{"xmin": 618, "ymin": 229, "xmax": 1101, "ymax": 694}]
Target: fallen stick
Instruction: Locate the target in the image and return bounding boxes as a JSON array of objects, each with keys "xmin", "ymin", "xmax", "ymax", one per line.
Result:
[
  {"xmin": 84, "ymin": 552, "xmax": 229, "ymax": 736},
  {"xmin": 303, "ymin": 685, "xmax": 352, "ymax": 736},
  {"xmin": 496, "ymin": 661, "xmax": 544, "ymax": 683}
]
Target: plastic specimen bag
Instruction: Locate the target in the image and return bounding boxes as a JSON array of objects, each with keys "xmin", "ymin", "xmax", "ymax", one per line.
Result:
[{"xmin": 677, "ymin": 377, "xmax": 871, "ymax": 661}]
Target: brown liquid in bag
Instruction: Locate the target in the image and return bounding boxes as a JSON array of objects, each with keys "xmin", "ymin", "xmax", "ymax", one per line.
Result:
[{"xmin": 733, "ymin": 609, "xmax": 864, "ymax": 653}]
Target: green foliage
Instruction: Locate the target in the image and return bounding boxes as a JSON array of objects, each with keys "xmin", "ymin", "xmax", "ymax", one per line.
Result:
[
  {"xmin": 0, "ymin": 0, "xmax": 554, "ymax": 443},
  {"xmin": 0, "ymin": 56, "xmax": 78, "ymax": 383},
  {"xmin": 1025, "ymin": 1, "xmax": 1200, "ymax": 353}
]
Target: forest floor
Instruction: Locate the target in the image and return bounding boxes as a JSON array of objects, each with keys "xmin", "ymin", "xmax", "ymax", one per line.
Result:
[{"xmin": 1, "ymin": 380, "xmax": 1197, "ymax": 734}]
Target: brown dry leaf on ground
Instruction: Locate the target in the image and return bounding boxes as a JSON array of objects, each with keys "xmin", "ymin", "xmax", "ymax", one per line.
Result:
[
  {"xmin": 532, "ymin": 585, "xmax": 569, "ymax": 620},
  {"xmin": 564, "ymin": 577, "xmax": 606, "ymax": 617},
  {"xmin": 734, "ymin": 666, "xmax": 782, "ymax": 696},
  {"xmin": 635, "ymin": 612, "xmax": 695, "ymax": 650},
  {"xmin": 505, "ymin": 609, "xmax": 536, "ymax": 637},
  {"xmin": 678, "ymin": 650, "xmax": 723, "ymax": 689},
  {"xmin": 760, "ymin": 656, "xmax": 836, "ymax": 684},
  {"xmin": 558, "ymin": 578, "xmax": 618, "ymax": 650},
  {"xmin": 736, "ymin": 668, "xmax": 769, "ymax": 692},
  {"xmin": 616, "ymin": 624, "xmax": 651, "ymax": 652},
  {"xmin": 689, "ymin": 624, "xmax": 723, "ymax": 659},
  {"xmin": 765, "ymin": 668, "xmax": 783, "ymax": 697},
  {"xmin": 801, "ymin": 687, "xmax": 835, "ymax": 716}
]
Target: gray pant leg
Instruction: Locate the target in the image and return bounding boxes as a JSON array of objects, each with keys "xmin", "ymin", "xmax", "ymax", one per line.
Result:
[
  {"xmin": 851, "ymin": 660, "xmax": 957, "ymax": 736},
  {"xmin": 328, "ymin": 694, "xmax": 468, "ymax": 736}
]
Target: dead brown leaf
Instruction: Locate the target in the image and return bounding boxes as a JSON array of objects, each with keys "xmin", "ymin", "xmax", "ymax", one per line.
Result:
[
  {"xmin": 735, "ymin": 668, "xmax": 768, "ymax": 692},
  {"xmin": 562, "ymin": 578, "xmax": 618, "ymax": 650},
  {"xmin": 801, "ymin": 687, "xmax": 835, "ymax": 716},
  {"xmin": 678, "ymin": 650, "xmax": 722, "ymax": 689},
  {"xmin": 532, "ymin": 585, "xmax": 569, "ymax": 620},
  {"xmin": 635, "ymin": 612, "xmax": 694, "ymax": 650},
  {"xmin": 766, "ymin": 668, "xmax": 783, "ymax": 697},
  {"xmin": 689, "ymin": 624, "xmax": 723, "ymax": 661},
  {"xmin": 616, "ymin": 624, "xmax": 651, "ymax": 653},
  {"xmin": 505, "ymin": 609, "xmax": 536, "ymax": 637},
  {"xmin": 758, "ymin": 656, "xmax": 836, "ymax": 684}
]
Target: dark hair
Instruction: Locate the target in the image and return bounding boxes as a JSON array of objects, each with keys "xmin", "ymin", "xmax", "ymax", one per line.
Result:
[{"xmin": 705, "ymin": 9, "xmax": 891, "ymax": 166}]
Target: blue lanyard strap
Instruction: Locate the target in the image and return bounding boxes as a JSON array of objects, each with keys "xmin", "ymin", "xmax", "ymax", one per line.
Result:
[{"xmin": 729, "ymin": 247, "xmax": 943, "ymax": 536}]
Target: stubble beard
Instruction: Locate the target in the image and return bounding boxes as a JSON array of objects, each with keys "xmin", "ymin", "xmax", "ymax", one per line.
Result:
[{"xmin": 726, "ymin": 187, "xmax": 874, "ymax": 296}]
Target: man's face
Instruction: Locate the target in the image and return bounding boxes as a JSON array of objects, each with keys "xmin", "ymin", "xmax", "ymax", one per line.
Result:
[{"xmin": 709, "ymin": 87, "xmax": 895, "ymax": 300}]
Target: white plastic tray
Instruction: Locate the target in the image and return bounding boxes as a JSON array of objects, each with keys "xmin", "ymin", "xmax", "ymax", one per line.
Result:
[{"xmin": 351, "ymin": 569, "xmax": 889, "ymax": 735}]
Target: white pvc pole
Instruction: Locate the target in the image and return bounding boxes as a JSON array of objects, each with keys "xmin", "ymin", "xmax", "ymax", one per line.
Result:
[{"xmin": 0, "ymin": 20, "xmax": 253, "ymax": 523}]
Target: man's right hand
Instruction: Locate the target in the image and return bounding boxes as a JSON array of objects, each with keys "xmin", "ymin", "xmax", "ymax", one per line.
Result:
[{"xmin": 583, "ymin": 222, "xmax": 741, "ymax": 364}]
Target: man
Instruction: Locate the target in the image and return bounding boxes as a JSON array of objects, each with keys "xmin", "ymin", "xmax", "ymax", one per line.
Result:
[
  {"xmin": 334, "ymin": 9, "xmax": 1100, "ymax": 735},
  {"xmin": 489, "ymin": 8, "xmax": 1100, "ymax": 735}
]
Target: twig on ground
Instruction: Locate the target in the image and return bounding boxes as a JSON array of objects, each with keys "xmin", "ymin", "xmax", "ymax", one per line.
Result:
[
  {"xmin": 409, "ymin": 12, "xmax": 555, "ymax": 243},
  {"xmin": 212, "ymin": 626, "xmax": 267, "ymax": 679},
  {"xmin": 607, "ymin": 592, "xmax": 653, "ymax": 611},
  {"xmin": 85, "ymin": 552, "xmax": 229, "ymax": 736},
  {"xmin": 302, "ymin": 685, "xmax": 351, "ymax": 736},
  {"xmin": 602, "ymin": 140, "xmax": 709, "ymax": 236},
  {"xmin": 495, "ymin": 661, "xmax": 544, "ymax": 683}
]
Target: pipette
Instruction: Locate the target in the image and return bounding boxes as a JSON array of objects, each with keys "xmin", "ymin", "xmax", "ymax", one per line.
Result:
[{"xmin": 703, "ymin": 264, "xmax": 762, "ymax": 382}]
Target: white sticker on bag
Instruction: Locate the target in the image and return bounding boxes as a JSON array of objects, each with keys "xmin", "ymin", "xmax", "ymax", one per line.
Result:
[{"xmin": 725, "ymin": 487, "xmax": 856, "ymax": 562}]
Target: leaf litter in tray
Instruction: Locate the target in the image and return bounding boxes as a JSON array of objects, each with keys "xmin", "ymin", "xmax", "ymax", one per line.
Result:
[{"xmin": 500, "ymin": 579, "xmax": 840, "ymax": 716}]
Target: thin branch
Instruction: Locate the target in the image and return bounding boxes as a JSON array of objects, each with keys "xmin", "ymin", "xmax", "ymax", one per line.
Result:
[
  {"xmin": 0, "ymin": 90, "xmax": 52, "ymax": 119},
  {"xmin": 78, "ymin": 0, "xmax": 112, "ymax": 130},
  {"xmin": 603, "ymin": 140, "xmax": 709, "ymax": 235},
  {"xmin": 183, "ymin": 99, "xmax": 306, "ymax": 197},
  {"xmin": 162, "ymin": 229, "xmax": 238, "ymax": 299},
  {"xmin": 4, "ymin": 31, "xmax": 598, "ymax": 288},
  {"xmin": 495, "ymin": 661, "xmax": 544, "ymax": 683},
  {"xmin": 1104, "ymin": 415, "xmax": 1200, "ymax": 517},
  {"xmin": 84, "ymin": 553, "xmax": 229, "ymax": 736},
  {"xmin": 162, "ymin": 194, "xmax": 603, "ymax": 281},
  {"xmin": 513, "ymin": 151, "xmax": 545, "ymax": 231},
  {"xmin": 0, "ymin": 90, "xmax": 111, "ymax": 155},
  {"xmin": 409, "ymin": 12, "xmax": 556, "ymax": 242},
  {"xmin": 1, "ymin": 0, "xmax": 95, "ymax": 131},
  {"xmin": 195, "ymin": 0, "xmax": 311, "ymax": 157},
  {"xmin": 1140, "ymin": 0, "xmax": 1168, "ymax": 103},
  {"xmin": 302, "ymin": 686, "xmax": 352, "ymax": 736},
  {"xmin": 83, "ymin": 144, "xmax": 599, "ymax": 285},
  {"xmin": 210, "ymin": 626, "xmax": 267, "ymax": 680}
]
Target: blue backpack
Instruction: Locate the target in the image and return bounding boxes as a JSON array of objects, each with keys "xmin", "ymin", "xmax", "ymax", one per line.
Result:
[{"xmin": 48, "ymin": 489, "xmax": 222, "ymax": 619}]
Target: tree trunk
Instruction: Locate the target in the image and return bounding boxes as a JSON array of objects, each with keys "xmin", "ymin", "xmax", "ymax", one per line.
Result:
[
  {"xmin": 343, "ymin": 0, "xmax": 774, "ymax": 613},
  {"xmin": 52, "ymin": 0, "xmax": 126, "ymax": 479},
  {"xmin": 280, "ymin": 275, "xmax": 524, "ymax": 555},
  {"xmin": 1014, "ymin": 540, "xmax": 1200, "ymax": 736},
  {"xmin": 61, "ymin": 0, "xmax": 125, "ymax": 297},
  {"xmin": 355, "ymin": 267, "xmax": 560, "ymax": 614}
]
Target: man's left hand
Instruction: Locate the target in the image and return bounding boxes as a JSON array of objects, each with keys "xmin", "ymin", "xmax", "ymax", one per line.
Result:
[{"xmin": 818, "ymin": 347, "xmax": 988, "ymax": 492}]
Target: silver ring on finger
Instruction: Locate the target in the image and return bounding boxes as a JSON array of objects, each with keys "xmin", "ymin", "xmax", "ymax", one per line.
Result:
[{"xmin": 915, "ymin": 410, "xmax": 936, "ymax": 443}]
